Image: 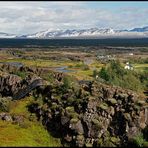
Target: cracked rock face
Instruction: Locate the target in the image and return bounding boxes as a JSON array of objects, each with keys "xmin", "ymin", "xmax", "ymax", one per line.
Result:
[
  {"xmin": 0, "ymin": 66, "xmax": 147, "ymax": 147},
  {"xmin": 0, "ymin": 74, "xmax": 22, "ymax": 96},
  {"xmin": 27, "ymin": 80, "xmax": 147, "ymax": 147}
]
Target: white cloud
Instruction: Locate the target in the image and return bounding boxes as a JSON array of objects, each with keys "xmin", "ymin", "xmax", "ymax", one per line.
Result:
[{"xmin": 0, "ymin": 2, "xmax": 147, "ymax": 34}]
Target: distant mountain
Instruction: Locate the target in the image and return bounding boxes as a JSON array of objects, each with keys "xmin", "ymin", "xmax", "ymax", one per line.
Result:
[
  {"xmin": 130, "ymin": 26, "xmax": 148, "ymax": 32},
  {"xmin": 24, "ymin": 28, "xmax": 116, "ymax": 38},
  {"xmin": 1, "ymin": 26, "xmax": 148, "ymax": 38},
  {"xmin": 0, "ymin": 32, "xmax": 17, "ymax": 38}
]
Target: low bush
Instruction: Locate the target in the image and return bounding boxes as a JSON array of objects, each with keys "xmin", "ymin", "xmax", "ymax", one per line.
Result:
[{"xmin": 0, "ymin": 97, "xmax": 11, "ymax": 112}]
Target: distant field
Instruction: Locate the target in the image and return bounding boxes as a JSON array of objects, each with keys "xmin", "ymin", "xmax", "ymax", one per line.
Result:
[{"xmin": 133, "ymin": 64, "xmax": 148, "ymax": 72}]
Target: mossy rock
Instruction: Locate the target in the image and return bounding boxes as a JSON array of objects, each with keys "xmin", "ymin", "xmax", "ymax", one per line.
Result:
[
  {"xmin": 42, "ymin": 104, "xmax": 48, "ymax": 111},
  {"xmin": 0, "ymin": 97, "xmax": 12, "ymax": 112},
  {"xmin": 97, "ymin": 138, "xmax": 103, "ymax": 147},
  {"xmin": 92, "ymin": 118, "xmax": 103, "ymax": 129},
  {"xmin": 76, "ymin": 134, "xmax": 84, "ymax": 141},
  {"xmin": 104, "ymin": 130, "xmax": 110, "ymax": 137},
  {"xmin": 29, "ymin": 113, "xmax": 37, "ymax": 122},
  {"xmin": 65, "ymin": 106, "xmax": 75, "ymax": 113},
  {"xmin": 137, "ymin": 100, "xmax": 146, "ymax": 106},
  {"xmin": 97, "ymin": 137, "xmax": 116, "ymax": 147},
  {"xmin": 143, "ymin": 142, "xmax": 148, "ymax": 147},
  {"xmin": 110, "ymin": 137, "xmax": 120, "ymax": 144},
  {"xmin": 70, "ymin": 117, "xmax": 79, "ymax": 124},
  {"xmin": 99, "ymin": 103, "xmax": 109, "ymax": 110},
  {"xmin": 50, "ymin": 102, "xmax": 58, "ymax": 111},
  {"xmin": 118, "ymin": 93, "xmax": 128, "ymax": 100},
  {"xmin": 85, "ymin": 143, "xmax": 93, "ymax": 147},
  {"xmin": 67, "ymin": 97, "xmax": 74, "ymax": 105},
  {"xmin": 131, "ymin": 133, "xmax": 145, "ymax": 147},
  {"xmin": 108, "ymin": 98, "xmax": 117, "ymax": 105},
  {"xmin": 104, "ymin": 141, "xmax": 116, "ymax": 147},
  {"xmin": 124, "ymin": 113, "xmax": 132, "ymax": 121},
  {"xmin": 69, "ymin": 112, "xmax": 79, "ymax": 118},
  {"xmin": 134, "ymin": 104, "xmax": 141, "ymax": 111}
]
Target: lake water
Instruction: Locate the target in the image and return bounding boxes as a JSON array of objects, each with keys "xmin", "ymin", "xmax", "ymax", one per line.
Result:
[
  {"xmin": 0, "ymin": 38, "xmax": 148, "ymax": 48},
  {"xmin": 55, "ymin": 66, "xmax": 75, "ymax": 73}
]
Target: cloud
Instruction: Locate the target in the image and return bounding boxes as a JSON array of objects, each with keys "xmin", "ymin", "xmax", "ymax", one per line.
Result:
[{"xmin": 0, "ymin": 2, "xmax": 147, "ymax": 34}]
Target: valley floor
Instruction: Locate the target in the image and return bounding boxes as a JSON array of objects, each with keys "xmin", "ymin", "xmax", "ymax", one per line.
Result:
[{"xmin": 0, "ymin": 46, "xmax": 147, "ymax": 147}]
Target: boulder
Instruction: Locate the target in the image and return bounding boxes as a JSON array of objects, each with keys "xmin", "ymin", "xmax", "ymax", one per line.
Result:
[
  {"xmin": 64, "ymin": 134, "xmax": 72, "ymax": 142},
  {"xmin": 1, "ymin": 113, "xmax": 12, "ymax": 122},
  {"xmin": 61, "ymin": 116, "xmax": 70, "ymax": 125},
  {"xmin": 69, "ymin": 119, "xmax": 84, "ymax": 135},
  {"xmin": 0, "ymin": 74, "xmax": 22, "ymax": 96},
  {"xmin": 76, "ymin": 134, "xmax": 85, "ymax": 147}
]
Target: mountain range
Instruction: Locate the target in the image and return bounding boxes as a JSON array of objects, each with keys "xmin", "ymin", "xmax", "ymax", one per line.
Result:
[{"xmin": 1, "ymin": 26, "xmax": 148, "ymax": 38}]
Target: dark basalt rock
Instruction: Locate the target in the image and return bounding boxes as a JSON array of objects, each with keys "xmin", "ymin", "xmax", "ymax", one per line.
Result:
[
  {"xmin": 61, "ymin": 116, "xmax": 70, "ymax": 125},
  {"xmin": 0, "ymin": 74, "xmax": 22, "ymax": 96},
  {"xmin": 0, "ymin": 67, "xmax": 147, "ymax": 147}
]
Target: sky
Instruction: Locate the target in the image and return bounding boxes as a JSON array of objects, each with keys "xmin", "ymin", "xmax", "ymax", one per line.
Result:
[{"xmin": 0, "ymin": 1, "xmax": 148, "ymax": 35}]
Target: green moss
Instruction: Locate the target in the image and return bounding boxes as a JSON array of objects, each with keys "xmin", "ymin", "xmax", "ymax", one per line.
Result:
[
  {"xmin": 67, "ymin": 97, "xmax": 74, "ymax": 105},
  {"xmin": 110, "ymin": 137, "xmax": 120, "ymax": 144},
  {"xmin": 137, "ymin": 100, "xmax": 146, "ymax": 106},
  {"xmin": 131, "ymin": 133, "xmax": 145, "ymax": 147},
  {"xmin": 124, "ymin": 113, "xmax": 132, "ymax": 121},
  {"xmin": 69, "ymin": 112, "xmax": 79, "ymax": 119},
  {"xmin": 143, "ymin": 142, "xmax": 148, "ymax": 147},
  {"xmin": 99, "ymin": 103, "xmax": 109, "ymax": 110},
  {"xmin": 85, "ymin": 143, "xmax": 93, "ymax": 147},
  {"xmin": 65, "ymin": 106, "xmax": 75, "ymax": 113},
  {"xmin": 50, "ymin": 102, "xmax": 58, "ymax": 111},
  {"xmin": 70, "ymin": 118, "xmax": 79, "ymax": 124},
  {"xmin": 92, "ymin": 118, "xmax": 103, "ymax": 130},
  {"xmin": 108, "ymin": 98, "xmax": 117, "ymax": 105},
  {"xmin": 97, "ymin": 138, "xmax": 103, "ymax": 147},
  {"xmin": 65, "ymin": 106, "xmax": 78, "ymax": 118},
  {"xmin": 76, "ymin": 134, "xmax": 84, "ymax": 141},
  {"xmin": 12, "ymin": 71, "xmax": 27, "ymax": 79}
]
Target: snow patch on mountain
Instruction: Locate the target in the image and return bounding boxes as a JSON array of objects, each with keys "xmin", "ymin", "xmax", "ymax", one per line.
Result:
[{"xmin": 1, "ymin": 26, "xmax": 148, "ymax": 38}]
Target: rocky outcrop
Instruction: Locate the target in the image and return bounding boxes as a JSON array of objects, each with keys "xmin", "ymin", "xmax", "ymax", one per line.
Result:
[
  {"xmin": 0, "ymin": 112, "xmax": 24, "ymax": 124},
  {"xmin": 13, "ymin": 78, "xmax": 45, "ymax": 100},
  {"xmin": 0, "ymin": 72, "xmax": 47, "ymax": 100},
  {"xmin": 28, "ymin": 80, "xmax": 148, "ymax": 147},
  {"xmin": 0, "ymin": 65, "xmax": 147, "ymax": 146},
  {"xmin": 0, "ymin": 73, "xmax": 22, "ymax": 96}
]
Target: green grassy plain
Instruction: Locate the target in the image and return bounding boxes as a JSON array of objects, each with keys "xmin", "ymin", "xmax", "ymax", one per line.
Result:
[{"xmin": 0, "ymin": 96, "xmax": 61, "ymax": 147}]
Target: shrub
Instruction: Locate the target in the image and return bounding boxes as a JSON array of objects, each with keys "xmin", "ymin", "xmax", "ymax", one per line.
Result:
[
  {"xmin": 0, "ymin": 97, "xmax": 11, "ymax": 112},
  {"xmin": 131, "ymin": 133, "xmax": 145, "ymax": 147},
  {"xmin": 75, "ymin": 63, "xmax": 89, "ymax": 70},
  {"xmin": 65, "ymin": 106, "xmax": 78, "ymax": 118},
  {"xmin": 82, "ymin": 64, "xmax": 89, "ymax": 71},
  {"xmin": 29, "ymin": 113, "xmax": 37, "ymax": 122},
  {"xmin": 19, "ymin": 120, "xmax": 30, "ymax": 129},
  {"xmin": 97, "ymin": 60, "xmax": 145, "ymax": 92},
  {"xmin": 99, "ymin": 67, "xmax": 110, "ymax": 81},
  {"xmin": 12, "ymin": 71, "xmax": 26, "ymax": 79}
]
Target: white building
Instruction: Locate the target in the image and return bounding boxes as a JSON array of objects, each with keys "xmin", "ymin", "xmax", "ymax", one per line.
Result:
[
  {"xmin": 129, "ymin": 53, "xmax": 134, "ymax": 56},
  {"xmin": 124, "ymin": 62, "xmax": 133, "ymax": 70}
]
